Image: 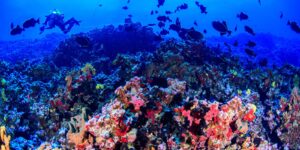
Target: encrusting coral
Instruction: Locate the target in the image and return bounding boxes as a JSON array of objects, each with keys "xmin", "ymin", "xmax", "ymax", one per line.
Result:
[{"xmin": 0, "ymin": 126, "xmax": 11, "ymax": 150}]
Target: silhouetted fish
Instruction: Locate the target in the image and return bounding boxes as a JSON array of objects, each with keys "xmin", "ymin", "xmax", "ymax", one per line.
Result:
[
  {"xmin": 158, "ymin": 22, "xmax": 165, "ymax": 28},
  {"xmin": 10, "ymin": 25, "xmax": 23, "ymax": 35},
  {"xmin": 98, "ymin": 4, "xmax": 103, "ymax": 7},
  {"xmin": 175, "ymin": 3, "xmax": 188, "ymax": 12},
  {"xmin": 244, "ymin": 25, "xmax": 255, "ymax": 36},
  {"xmin": 186, "ymin": 28, "xmax": 203, "ymax": 41},
  {"xmin": 244, "ymin": 48, "xmax": 256, "ymax": 57},
  {"xmin": 246, "ymin": 40, "xmax": 256, "ymax": 47},
  {"xmin": 165, "ymin": 10, "xmax": 172, "ymax": 14},
  {"xmin": 234, "ymin": 25, "xmax": 238, "ymax": 31},
  {"xmin": 258, "ymin": 0, "xmax": 261, "ymax": 5},
  {"xmin": 151, "ymin": 10, "xmax": 154, "ymax": 15},
  {"xmin": 122, "ymin": 6, "xmax": 128, "ymax": 10},
  {"xmin": 148, "ymin": 23, "xmax": 156, "ymax": 26},
  {"xmin": 75, "ymin": 36, "xmax": 91, "ymax": 48},
  {"xmin": 237, "ymin": 12, "xmax": 248, "ymax": 20},
  {"xmin": 203, "ymin": 29, "xmax": 207, "ymax": 34},
  {"xmin": 157, "ymin": 16, "xmax": 171, "ymax": 22},
  {"xmin": 194, "ymin": 21, "xmax": 198, "ymax": 26},
  {"xmin": 259, "ymin": 58, "xmax": 268, "ymax": 67},
  {"xmin": 10, "ymin": 23, "xmax": 14, "ymax": 29},
  {"xmin": 287, "ymin": 21, "xmax": 300, "ymax": 33},
  {"xmin": 23, "ymin": 18, "xmax": 40, "ymax": 29},
  {"xmin": 157, "ymin": 0, "xmax": 165, "ymax": 7},
  {"xmin": 160, "ymin": 29, "xmax": 169, "ymax": 35},
  {"xmin": 195, "ymin": 1, "xmax": 207, "ymax": 14},
  {"xmin": 280, "ymin": 12, "xmax": 283, "ymax": 19},
  {"xmin": 212, "ymin": 21, "xmax": 231, "ymax": 36}
]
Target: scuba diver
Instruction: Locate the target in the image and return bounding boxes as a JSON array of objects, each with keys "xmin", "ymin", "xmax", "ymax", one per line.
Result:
[{"xmin": 40, "ymin": 9, "xmax": 81, "ymax": 34}]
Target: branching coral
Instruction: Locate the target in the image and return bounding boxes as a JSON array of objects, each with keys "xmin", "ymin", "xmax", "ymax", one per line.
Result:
[{"xmin": 0, "ymin": 126, "xmax": 11, "ymax": 150}]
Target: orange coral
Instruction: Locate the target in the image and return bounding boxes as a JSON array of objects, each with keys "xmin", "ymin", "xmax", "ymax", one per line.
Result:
[{"xmin": 0, "ymin": 126, "xmax": 10, "ymax": 150}]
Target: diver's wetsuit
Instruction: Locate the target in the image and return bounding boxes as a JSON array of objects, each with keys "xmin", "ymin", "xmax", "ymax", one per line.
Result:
[{"xmin": 40, "ymin": 11, "xmax": 80, "ymax": 34}]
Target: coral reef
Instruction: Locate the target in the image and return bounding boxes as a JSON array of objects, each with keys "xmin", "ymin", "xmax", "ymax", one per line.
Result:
[{"xmin": 0, "ymin": 126, "xmax": 11, "ymax": 150}]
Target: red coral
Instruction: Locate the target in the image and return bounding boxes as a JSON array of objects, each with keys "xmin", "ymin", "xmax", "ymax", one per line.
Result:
[
  {"xmin": 130, "ymin": 96, "xmax": 145, "ymax": 111},
  {"xmin": 243, "ymin": 109, "xmax": 256, "ymax": 122},
  {"xmin": 204, "ymin": 103, "xmax": 219, "ymax": 122}
]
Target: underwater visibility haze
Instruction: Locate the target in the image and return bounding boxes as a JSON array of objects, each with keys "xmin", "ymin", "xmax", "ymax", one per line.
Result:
[{"xmin": 0, "ymin": 0, "xmax": 300, "ymax": 149}]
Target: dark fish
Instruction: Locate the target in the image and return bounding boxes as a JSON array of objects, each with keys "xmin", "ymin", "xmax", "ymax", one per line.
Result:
[
  {"xmin": 186, "ymin": 28, "xmax": 203, "ymax": 41},
  {"xmin": 160, "ymin": 29, "xmax": 169, "ymax": 35},
  {"xmin": 258, "ymin": 58, "xmax": 268, "ymax": 67},
  {"xmin": 237, "ymin": 12, "xmax": 248, "ymax": 20},
  {"xmin": 124, "ymin": 17, "xmax": 132, "ymax": 24},
  {"xmin": 165, "ymin": 10, "xmax": 172, "ymax": 14},
  {"xmin": 169, "ymin": 24, "xmax": 181, "ymax": 32},
  {"xmin": 155, "ymin": 10, "xmax": 158, "ymax": 14},
  {"xmin": 203, "ymin": 29, "xmax": 207, "ymax": 34},
  {"xmin": 287, "ymin": 21, "xmax": 300, "ymax": 33},
  {"xmin": 169, "ymin": 18, "xmax": 181, "ymax": 32},
  {"xmin": 10, "ymin": 25, "xmax": 23, "ymax": 35},
  {"xmin": 157, "ymin": 0, "xmax": 165, "ymax": 8},
  {"xmin": 194, "ymin": 21, "xmax": 198, "ymax": 26},
  {"xmin": 158, "ymin": 22, "xmax": 165, "ymax": 28},
  {"xmin": 246, "ymin": 40, "xmax": 256, "ymax": 47},
  {"xmin": 195, "ymin": 1, "xmax": 207, "ymax": 14},
  {"xmin": 244, "ymin": 26, "xmax": 255, "ymax": 36},
  {"xmin": 154, "ymin": 35, "xmax": 163, "ymax": 41},
  {"xmin": 99, "ymin": 4, "xmax": 103, "ymax": 7},
  {"xmin": 75, "ymin": 36, "xmax": 91, "ymax": 48},
  {"xmin": 233, "ymin": 40, "xmax": 238, "ymax": 47},
  {"xmin": 258, "ymin": 0, "xmax": 261, "ymax": 5},
  {"xmin": 148, "ymin": 23, "xmax": 156, "ymax": 26},
  {"xmin": 157, "ymin": 16, "xmax": 171, "ymax": 22},
  {"xmin": 244, "ymin": 48, "xmax": 257, "ymax": 57},
  {"xmin": 280, "ymin": 12, "xmax": 283, "ymax": 19},
  {"xmin": 212, "ymin": 21, "xmax": 231, "ymax": 36},
  {"xmin": 127, "ymin": 0, "xmax": 130, "ymax": 4},
  {"xmin": 122, "ymin": 6, "xmax": 128, "ymax": 10},
  {"xmin": 234, "ymin": 25, "xmax": 237, "ymax": 31},
  {"xmin": 151, "ymin": 10, "xmax": 154, "ymax": 15},
  {"xmin": 23, "ymin": 18, "xmax": 40, "ymax": 28},
  {"xmin": 128, "ymin": 14, "xmax": 132, "ymax": 17},
  {"xmin": 176, "ymin": 17, "xmax": 181, "ymax": 26},
  {"xmin": 175, "ymin": 3, "xmax": 188, "ymax": 12}
]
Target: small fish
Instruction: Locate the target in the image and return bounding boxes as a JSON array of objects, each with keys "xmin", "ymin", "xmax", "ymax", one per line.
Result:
[
  {"xmin": 158, "ymin": 22, "xmax": 165, "ymax": 28},
  {"xmin": 127, "ymin": 0, "xmax": 130, "ymax": 4},
  {"xmin": 176, "ymin": 17, "xmax": 181, "ymax": 26},
  {"xmin": 203, "ymin": 29, "xmax": 207, "ymax": 34},
  {"xmin": 258, "ymin": 58, "xmax": 268, "ymax": 67},
  {"xmin": 194, "ymin": 21, "xmax": 198, "ymax": 26},
  {"xmin": 169, "ymin": 24, "xmax": 181, "ymax": 32},
  {"xmin": 128, "ymin": 14, "xmax": 132, "ymax": 17},
  {"xmin": 10, "ymin": 25, "xmax": 23, "ymax": 35},
  {"xmin": 280, "ymin": 12, "xmax": 283, "ymax": 19},
  {"xmin": 23, "ymin": 18, "xmax": 40, "ymax": 29},
  {"xmin": 175, "ymin": 3, "xmax": 188, "ymax": 12},
  {"xmin": 244, "ymin": 25, "xmax": 255, "ymax": 36},
  {"xmin": 150, "ymin": 10, "xmax": 154, "ymax": 15},
  {"xmin": 157, "ymin": 16, "xmax": 171, "ymax": 22},
  {"xmin": 234, "ymin": 25, "xmax": 238, "ymax": 31},
  {"xmin": 244, "ymin": 48, "xmax": 257, "ymax": 57},
  {"xmin": 195, "ymin": 1, "xmax": 207, "ymax": 14},
  {"xmin": 124, "ymin": 17, "xmax": 132, "ymax": 24},
  {"xmin": 148, "ymin": 23, "xmax": 156, "ymax": 26},
  {"xmin": 233, "ymin": 40, "xmax": 238, "ymax": 47},
  {"xmin": 75, "ymin": 36, "xmax": 91, "ymax": 48},
  {"xmin": 212, "ymin": 21, "xmax": 231, "ymax": 36},
  {"xmin": 157, "ymin": 0, "xmax": 165, "ymax": 8},
  {"xmin": 122, "ymin": 6, "xmax": 128, "ymax": 10},
  {"xmin": 258, "ymin": 0, "xmax": 261, "ymax": 5},
  {"xmin": 160, "ymin": 29, "xmax": 169, "ymax": 35},
  {"xmin": 98, "ymin": 4, "xmax": 103, "ymax": 7},
  {"xmin": 246, "ymin": 40, "xmax": 256, "ymax": 47},
  {"xmin": 287, "ymin": 21, "xmax": 300, "ymax": 33},
  {"xmin": 186, "ymin": 28, "xmax": 203, "ymax": 41},
  {"xmin": 237, "ymin": 12, "xmax": 248, "ymax": 21},
  {"xmin": 155, "ymin": 10, "xmax": 158, "ymax": 14},
  {"xmin": 165, "ymin": 10, "xmax": 172, "ymax": 14}
]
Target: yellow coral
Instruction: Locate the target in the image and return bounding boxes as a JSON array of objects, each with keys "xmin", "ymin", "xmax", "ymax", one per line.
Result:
[
  {"xmin": 0, "ymin": 126, "xmax": 10, "ymax": 150},
  {"xmin": 81, "ymin": 63, "xmax": 96, "ymax": 75},
  {"xmin": 1, "ymin": 89, "xmax": 7, "ymax": 102},
  {"xmin": 96, "ymin": 83, "xmax": 104, "ymax": 90}
]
